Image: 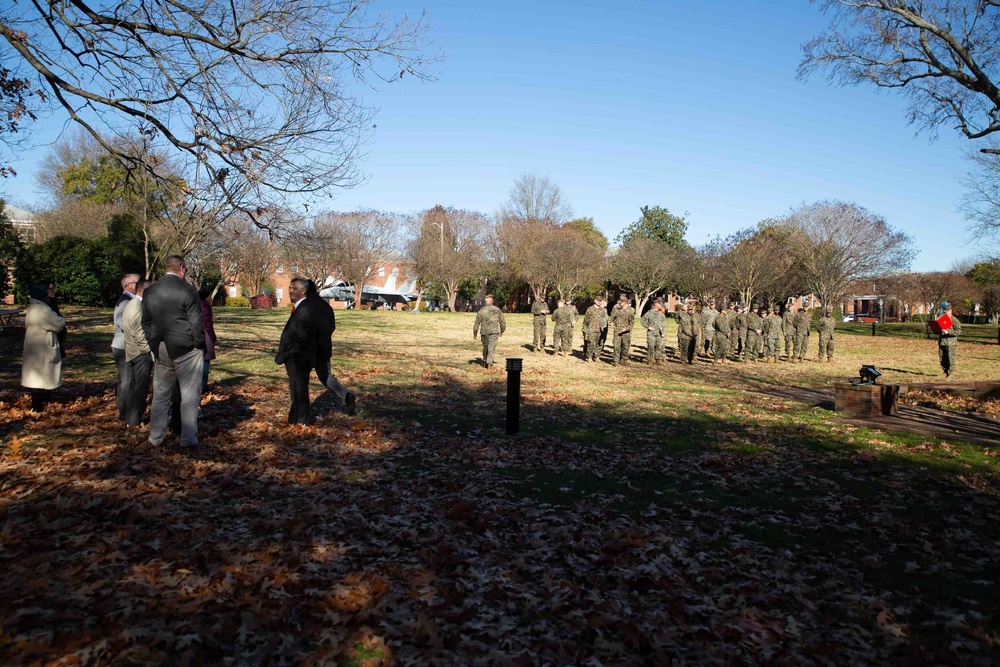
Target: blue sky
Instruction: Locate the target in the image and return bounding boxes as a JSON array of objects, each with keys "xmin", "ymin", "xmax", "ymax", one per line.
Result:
[{"xmin": 0, "ymin": 0, "xmax": 987, "ymax": 271}]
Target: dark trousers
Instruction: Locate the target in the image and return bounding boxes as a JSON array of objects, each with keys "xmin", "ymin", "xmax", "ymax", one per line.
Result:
[
  {"xmin": 285, "ymin": 359, "xmax": 313, "ymax": 424},
  {"xmin": 30, "ymin": 389, "xmax": 52, "ymax": 412},
  {"xmin": 112, "ymin": 347, "xmax": 132, "ymax": 419},
  {"xmin": 125, "ymin": 353, "xmax": 153, "ymax": 426}
]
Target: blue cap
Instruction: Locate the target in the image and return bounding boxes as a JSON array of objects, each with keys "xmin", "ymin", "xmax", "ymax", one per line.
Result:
[{"xmin": 941, "ymin": 301, "xmax": 951, "ymax": 310}]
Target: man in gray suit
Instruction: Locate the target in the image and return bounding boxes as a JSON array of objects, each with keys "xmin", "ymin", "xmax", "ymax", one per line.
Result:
[{"xmin": 141, "ymin": 255, "xmax": 205, "ymax": 447}]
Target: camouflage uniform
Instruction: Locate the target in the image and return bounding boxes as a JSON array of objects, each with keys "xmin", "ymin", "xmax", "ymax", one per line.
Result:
[
  {"xmin": 762, "ymin": 311, "xmax": 783, "ymax": 362},
  {"xmin": 701, "ymin": 305, "xmax": 718, "ymax": 356},
  {"xmin": 735, "ymin": 309, "xmax": 749, "ymax": 360},
  {"xmin": 745, "ymin": 311, "xmax": 763, "ymax": 362},
  {"xmin": 938, "ymin": 310, "xmax": 961, "ymax": 376},
  {"xmin": 692, "ymin": 307, "xmax": 705, "ymax": 358},
  {"xmin": 530, "ymin": 299, "xmax": 549, "ymax": 352},
  {"xmin": 676, "ymin": 308, "xmax": 699, "ymax": 364},
  {"xmin": 817, "ymin": 315, "xmax": 836, "ymax": 362},
  {"xmin": 473, "ymin": 302, "xmax": 506, "ymax": 367},
  {"xmin": 609, "ymin": 300, "xmax": 635, "ymax": 366},
  {"xmin": 582, "ymin": 302, "xmax": 607, "ymax": 362},
  {"xmin": 641, "ymin": 306, "xmax": 667, "ymax": 364},
  {"xmin": 782, "ymin": 307, "xmax": 795, "ymax": 359},
  {"xmin": 793, "ymin": 309, "xmax": 811, "ymax": 361},
  {"xmin": 552, "ymin": 304, "xmax": 577, "ymax": 356},
  {"xmin": 712, "ymin": 309, "xmax": 731, "ymax": 362}
]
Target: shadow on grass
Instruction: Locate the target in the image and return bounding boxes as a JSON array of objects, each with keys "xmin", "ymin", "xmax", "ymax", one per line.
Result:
[{"xmin": 2, "ymin": 317, "xmax": 1000, "ymax": 664}]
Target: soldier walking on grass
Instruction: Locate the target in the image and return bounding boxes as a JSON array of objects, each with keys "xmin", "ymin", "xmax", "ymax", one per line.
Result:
[
  {"xmin": 473, "ymin": 294, "xmax": 506, "ymax": 367},
  {"xmin": 817, "ymin": 309, "xmax": 836, "ymax": 363},
  {"xmin": 641, "ymin": 298, "xmax": 667, "ymax": 365},
  {"xmin": 609, "ymin": 294, "xmax": 635, "ymax": 366},
  {"xmin": 583, "ymin": 297, "xmax": 608, "ymax": 362},
  {"xmin": 792, "ymin": 305, "xmax": 811, "ymax": 363},
  {"xmin": 552, "ymin": 299, "xmax": 577, "ymax": 356},
  {"xmin": 530, "ymin": 296, "xmax": 549, "ymax": 353}
]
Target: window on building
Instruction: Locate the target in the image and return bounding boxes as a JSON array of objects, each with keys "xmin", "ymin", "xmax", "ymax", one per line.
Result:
[
  {"xmin": 276, "ymin": 263, "xmax": 283, "ymax": 274},
  {"xmin": 378, "ymin": 267, "xmax": 385, "ymax": 277},
  {"xmin": 276, "ymin": 288, "xmax": 284, "ymax": 303},
  {"xmin": 291, "ymin": 264, "xmax": 298, "ymax": 273},
  {"xmin": 229, "ymin": 286, "xmax": 238, "ymax": 297},
  {"xmin": 391, "ymin": 267, "xmax": 399, "ymax": 277}
]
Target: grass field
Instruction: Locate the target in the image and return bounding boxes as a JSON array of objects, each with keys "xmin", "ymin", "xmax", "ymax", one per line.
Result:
[{"xmin": 1, "ymin": 307, "xmax": 999, "ymax": 665}]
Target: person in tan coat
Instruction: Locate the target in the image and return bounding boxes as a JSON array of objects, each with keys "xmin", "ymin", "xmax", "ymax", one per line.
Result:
[{"xmin": 21, "ymin": 283, "xmax": 66, "ymax": 412}]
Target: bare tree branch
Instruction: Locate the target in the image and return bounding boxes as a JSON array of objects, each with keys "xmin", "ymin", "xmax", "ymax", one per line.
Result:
[{"xmin": 1, "ymin": 0, "xmax": 437, "ymax": 219}]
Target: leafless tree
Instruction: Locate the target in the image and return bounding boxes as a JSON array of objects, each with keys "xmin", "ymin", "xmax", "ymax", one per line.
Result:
[
  {"xmin": 281, "ymin": 216, "xmax": 341, "ymax": 288},
  {"xmin": 962, "ymin": 147, "xmax": 1000, "ymax": 240},
  {"xmin": 1, "ymin": 0, "xmax": 436, "ymax": 221},
  {"xmin": 712, "ymin": 223, "xmax": 804, "ymax": 308},
  {"xmin": 782, "ymin": 200, "xmax": 915, "ymax": 312},
  {"xmin": 500, "ymin": 173, "xmax": 572, "ymax": 225},
  {"xmin": 34, "ymin": 200, "xmax": 116, "ymax": 241},
  {"xmin": 489, "ymin": 217, "xmax": 557, "ymax": 301},
  {"xmin": 608, "ymin": 238, "xmax": 680, "ymax": 316},
  {"xmin": 316, "ymin": 209, "xmax": 400, "ymax": 310},
  {"xmin": 220, "ymin": 214, "xmax": 280, "ymax": 297},
  {"xmin": 800, "ymin": 1, "xmax": 1000, "ymax": 155},
  {"xmin": 544, "ymin": 226, "xmax": 606, "ymax": 301},
  {"xmin": 410, "ymin": 205, "xmax": 488, "ymax": 312},
  {"xmin": 911, "ymin": 271, "xmax": 980, "ymax": 315}
]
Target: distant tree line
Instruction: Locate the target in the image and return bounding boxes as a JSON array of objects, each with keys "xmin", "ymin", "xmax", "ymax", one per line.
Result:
[{"xmin": 5, "ymin": 146, "xmax": 997, "ymax": 318}]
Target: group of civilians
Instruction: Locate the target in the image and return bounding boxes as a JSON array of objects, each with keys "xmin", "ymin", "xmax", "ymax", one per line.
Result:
[{"xmin": 20, "ymin": 254, "xmax": 355, "ymax": 446}]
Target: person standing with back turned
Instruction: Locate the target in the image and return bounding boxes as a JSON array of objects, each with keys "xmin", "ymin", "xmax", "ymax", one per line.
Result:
[
  {"xmin": 141, "ymin": 255, "xmax": 205, "ymax": 447},
  {"xmin": 473, "ymin": 294, "xmax": 506, "ymax": 368}
]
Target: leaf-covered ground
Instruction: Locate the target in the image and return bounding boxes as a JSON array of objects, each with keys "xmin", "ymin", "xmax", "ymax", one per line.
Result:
[{"xmin": 1, "ymin": 309, "xmax": 999, "ymax": 665}]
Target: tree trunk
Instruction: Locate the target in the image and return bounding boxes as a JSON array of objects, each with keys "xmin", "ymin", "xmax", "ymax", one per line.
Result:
[
  {"xmin": 635, "ymin": 295, "xmax": 649, "ymax": 318},
  {"xmin": 411, "ymin": 289, "xmax": 423, "ymax": 313}
]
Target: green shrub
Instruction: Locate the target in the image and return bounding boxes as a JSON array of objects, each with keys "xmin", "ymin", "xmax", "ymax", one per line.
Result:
[{"xmin": 225, "ymin": 296, "xmax": 250, "ymax": 308}]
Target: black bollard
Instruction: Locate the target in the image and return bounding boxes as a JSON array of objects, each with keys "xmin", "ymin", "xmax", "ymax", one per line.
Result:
[
  {"xmin": 872, "ymin": 321, "xmax": 877, "ymax": 337},
  {"xmin": 506, "ymin": 358, "xmax": 523, "ymax": 435}
]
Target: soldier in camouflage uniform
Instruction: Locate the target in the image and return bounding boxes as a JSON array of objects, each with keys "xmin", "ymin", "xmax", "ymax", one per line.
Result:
[
  {"xmin": 692, "ymin": 304, "xmax": 705, "ymax": 358},
  {"xmin": 609, "ymin": 294, "xmax": 635, "ymax": 366},
  {"xmin": 641, "ymin": 298, "xmax": 667, "ymax": 365},
  {"xmin": 782, "ymin": 304, "xmax": 796, "ymax": 360},
  {"xmin": 735, "ymin": 306, "xmax": 749, "ymax": 361},
  {"xmin": 675, "ymin": 303, "xmax": 698, "ymax": 364},
  {"xmin": 473, "ymin": 294, "xmax": 506, "ymax": 367},
  {"xmin": 937, "ymin": 301, "xmax": 961, "ymax": 377},
  {"xmin": 762, "ymin": 306, "xmax": 783, "ymax": 362},
  {"xmin": 530, "ymin": 297, "xmax": 550, "ymax": 353},
  {"xmin": 701, "ymin": 301, "xmax": 718, "ymax": 357},
  {"xmin": 582, "ymin": 297, "xmax": 608, "ymax": 363},
  {"xmin": 712, "ymin": 305, "xmax": 731, "ymax": 363},
  {"xmin": 552, "ymin": 299, "xmax": 578, "ymax": 357},
  {"xmin": 817, "ymin": 309, "xmax": 836, "ymax": 362},
  {"xmin": 792, "ymin": 306, "xmax": 811, "ymax": 362},
  {"xmin": 744, "ymin": 307, "xmax": 763, "ymax": 362}
]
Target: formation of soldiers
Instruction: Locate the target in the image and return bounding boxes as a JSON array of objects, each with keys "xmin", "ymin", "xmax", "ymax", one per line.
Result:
[{"xmin": 485, "ymin": 294, "xmax": 838, "ymax": 367}]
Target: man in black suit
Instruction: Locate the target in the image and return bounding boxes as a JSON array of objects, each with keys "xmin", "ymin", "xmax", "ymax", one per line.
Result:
[
  {"xmin": 141, "ymin": 255, "xmax": 205, "ymax": 447},
  {"xmin": 275, "ymin": 278, "xmax": 356, "ymax": 424}
]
